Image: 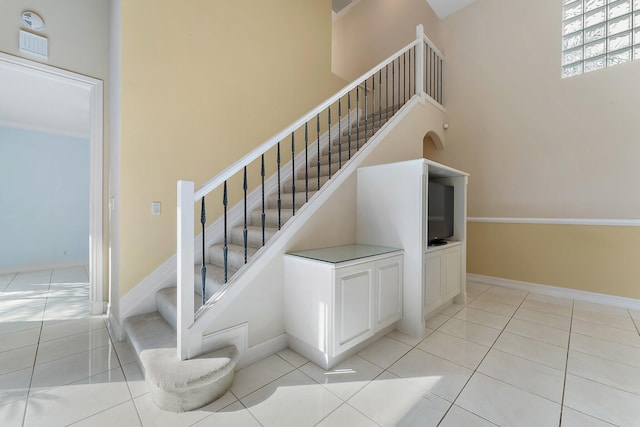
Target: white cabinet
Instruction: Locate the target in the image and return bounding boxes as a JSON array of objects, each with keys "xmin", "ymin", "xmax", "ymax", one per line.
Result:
[
  {"xmin": 357, "ymin": 159, "xmax": 468, "ymax": 337},
  {"xmin": 285, "ymin": 245, "xmax": 403, "ymax": 369},
  {"xmin": 424, "ymin": 244, "xmax": 462, "ymax": 317}
]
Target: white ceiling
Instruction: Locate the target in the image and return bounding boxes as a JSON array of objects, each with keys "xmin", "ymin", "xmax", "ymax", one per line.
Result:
[
  {"xmin": 426, "ymin": 0, "xmax": 477, "ymax": 19},
  {"xmin": 0, "ymin": 62, "xmax": 91, "ymax": 139}
]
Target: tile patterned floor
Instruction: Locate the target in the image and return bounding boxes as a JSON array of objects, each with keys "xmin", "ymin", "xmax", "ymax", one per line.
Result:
[{"xmin": 1, "ymin": 269, "xmax": 640, "ymax": 426}]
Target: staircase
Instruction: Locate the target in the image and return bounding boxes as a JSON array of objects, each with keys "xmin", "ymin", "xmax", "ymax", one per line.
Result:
[
  {"xmin": 121, "ymin": 24, "xmax": 445, "ymax": 412},
  {"xmin": 123, "ymin": 105, "xmax": 401, "ymax": 411}
]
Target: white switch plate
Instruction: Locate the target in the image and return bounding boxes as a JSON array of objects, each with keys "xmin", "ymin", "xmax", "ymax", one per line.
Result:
[{"xmin": 151, "ymin": 201, "xmax": 161, "ymax": 216}]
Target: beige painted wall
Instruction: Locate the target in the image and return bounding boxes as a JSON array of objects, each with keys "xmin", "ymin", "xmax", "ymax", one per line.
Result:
[
  {"xmin": 468, "ymin": 222, "xmax": 640, "ymax": 299},
  {"xmin": 0, "ymin": 0, "xmax": 110, "ymax": 297},
  {"xmin": 119, "ymin": 0, "xmax": 348, "ymax": 295},
  {"xmin": 424, "ymin": 0, "xmax": 640, "ymax": 299},
  {"xmin": 427, "ymin": 0, "xmax": 640, "ymax": 219},
  {"xmin": 332, "ymin": 0, "xmax": 441, "ymax": 81}
]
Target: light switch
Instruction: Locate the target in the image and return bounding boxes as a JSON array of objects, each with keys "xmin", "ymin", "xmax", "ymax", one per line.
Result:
[{"xmin": 151, "ymin": 201, "xmax": 161, "ymax": 216}]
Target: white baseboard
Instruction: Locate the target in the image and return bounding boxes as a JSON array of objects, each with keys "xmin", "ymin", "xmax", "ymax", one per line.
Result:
[
  {"xmin": 237, "ymin": 333, "xmax": 288, "ymax": 370},
  {"xmin": 107, "ymin": 309, "xmax": 125, "ymax": 342},
  {"xmin": 467, "ymin": 274, "xmax": 640, "ymax": 310},
  {"xmin": 0, "ymin": 260, "xmax": 87, "ymax": 275}
]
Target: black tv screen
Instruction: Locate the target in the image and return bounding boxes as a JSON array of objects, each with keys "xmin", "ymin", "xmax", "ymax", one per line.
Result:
[{"xmin": 428, "ymin": 182, "xmax": 454, "ymax": 244}]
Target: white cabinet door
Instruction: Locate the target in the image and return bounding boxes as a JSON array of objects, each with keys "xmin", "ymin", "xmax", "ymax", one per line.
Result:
[
  {"xmin": 334, "ymin": 264, "xmax": 375, "ymax": 355},
  {"xmin": 443, "ymin": 247, "xmax": 461, "ymax": 301},
  {"xmin": 375, "ymin": 255, "xmax": 403, "ymax": 330},
  {"xmin": 423, "ymin": 253, "xmax": 443, "ymax": 315}
]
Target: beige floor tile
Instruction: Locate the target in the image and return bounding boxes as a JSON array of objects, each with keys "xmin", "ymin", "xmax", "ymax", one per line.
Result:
[
  {"xmin": 564, "ymin": 374, "xmax": 640, "ymax": 426},
  {"xmin": 417, "ymin": 331, "xmax": 489, "ymax": 370},
  {"xmin": 299, "ymin": 355, "xmax": 383, "ymax": 401},
  {"xmin": 504, "ymin": 317, "xmax": 569, "ymax": 347},
  {"xmin": 439, "ymin": 405, "xmax": 499, "ymax": 426},
  {"xmin": 493, "ymin": 332, "xmax": 567, "ymax": 370},
  {"xmin": 438, "ymin": 317, "xmax": 501, "ymax": 347},
  {"xmin": 456, "ymin": 373, "xmax": 561, "ymax": 426},
  {"xmin": 230, "ymin": 354, "xmax": 295, "ymax": 398},
  {"xmin": 478, "ymin": 349, "xmax": 565, "ymax": 403},
  {"xmin": 315, "ymin": 404, "xmax": 379, "ymax": 427},
  {"xmin": 387, "ymin": 348, "xmax": 473, "ymax": 402},
  {"xmin": 348, "ymin": 371, "xmax": 450, "ymax": 427},
  {"xmin": 241, "ymin": 370, "xmax": 342, "ymax": 427},
  {"xmin": 357, "ymin": 336, "xmax": 412, "ymax": 369}
]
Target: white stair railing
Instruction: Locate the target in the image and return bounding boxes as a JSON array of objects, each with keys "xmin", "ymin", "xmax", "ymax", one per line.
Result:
[{"xmin": 176, "ymin": 24, "xmax": 444, "ymax": 360}]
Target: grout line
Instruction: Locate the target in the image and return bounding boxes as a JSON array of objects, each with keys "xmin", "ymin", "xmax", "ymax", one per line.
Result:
[
  {"xmin": 558, "ymin": 299, "xmax": 575, "ymax": 427},
  {"xmin": 628, "ymin": 308, "xmax": 640, "ymax": 336},
  {"xmin": 21, "ymin": 268, "xmax": 52, "ymax": 427}
]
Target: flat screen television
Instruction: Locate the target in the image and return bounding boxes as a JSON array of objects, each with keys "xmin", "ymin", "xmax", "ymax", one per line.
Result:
[{"xmin": 427, "ymin": 181, "xmax": 454, "ymax": 245}]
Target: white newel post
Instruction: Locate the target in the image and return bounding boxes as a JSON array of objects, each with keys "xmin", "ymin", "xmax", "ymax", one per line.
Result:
[
  {"xmin": 177, "ymin": 180, "xmax": 195, "ymax": 360},
  {"xmin": 415, "ymin": 24, "xmax": 424, "ymax": 96}
]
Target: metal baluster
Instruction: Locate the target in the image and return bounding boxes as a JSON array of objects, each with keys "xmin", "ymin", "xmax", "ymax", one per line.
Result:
[
  {"xmin": 277, "ymin": 142, "xmax": 281, "ymax": 230},
  {"xmin": 261, "ymin": 154, "xmax": 265, "ymax": 246},
  {"xmin": 304, "ymin": 122, "xmax": 309, "ymax": 202},
  {"xmin": 348, "ymin": 92, "xmax": 352, "ymax": 159},
  {"xmin": 328, "ymin": 106, "xmax": 332, "ymax": 178},
  {"xmin": 364, "ymin": 79, "xmax": 367, "ymax": 146},
  {"xmin": 291, "ymin": 132, "xmax": 295, "ymax": 216},
  {"xmin": 439, "ymin": 56, "xmax": 443, "ymax": 104},
  {"xmin": 398, "ymin": 57, "xmax": 401, "ymax": 107},
  {"xmin": 223, "ymin": 181, "xmax": 228, "ymax": 283},
  {"xmin": 403, "ymin": 51, "xmax": 406, "ymax": 105},
  {"xmin": 243, "ymin": 166, "xmax": 248, "ymax": 263},
  {"xmin": 356, "ymin": 87, "xmax": 360, "ymax": 150},
  {"xmin": 372, "ymin": 73, "xmax": 375, "ymax": 134},
  {"xmin": 316, "ymin": 114, "xmax": 320, "ymax": 190},
  {"xmin": 410, "ymin": 47, "xmax": 413, "ymax": 96},
  {"xmin": 386, "ymin": 64, "xmax": 389, "ymax": 122},
  {"xmin": 379, "ymin": 69, "xmax": 382, "ymax": 127},
  {"xmin": 200, "ymin": 197, "xmax": 206, "ymax": 305},
  {"xmin": 338, "ymin": 98, "xmax": 342, "ymax": 168},
  {"xmin": 392, "ymin": 59, "xmax": 395, "ymax": 114}
]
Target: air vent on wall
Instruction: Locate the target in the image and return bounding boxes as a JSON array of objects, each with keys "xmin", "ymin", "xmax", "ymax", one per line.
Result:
[
  {"xmin": 19, "ymin": 30, "xmax": 48, "ymax": 59},
  {"xmin": 332, "ymin": 0, "xmax": 354, "ymax": 13}
]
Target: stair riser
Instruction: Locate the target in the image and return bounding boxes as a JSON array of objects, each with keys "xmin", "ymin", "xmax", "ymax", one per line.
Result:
[
  {"xmin": 302, "ymin": 163, "xmax": 341, "ymax": 179},
  {"xmin": 250, "ymin": 210, "xmax": 294, "ymax": 228},
  {"xmin": 207, "ymin": 245, "xmax": 256, "ymax": 272},
  {"xmin": 230, "ymin": 227, "xmax": 276, "ymax": 247},
  {"xmin": 267, "ymin": 192, "xmax": 315, "ymax": 210},
  {"xmin": 318, "ymin": 150, "xmax": 356, "ymax": 166},
  {"xmin": 283, "ymin": 176, "xmax": 329, "ymax": 193}
]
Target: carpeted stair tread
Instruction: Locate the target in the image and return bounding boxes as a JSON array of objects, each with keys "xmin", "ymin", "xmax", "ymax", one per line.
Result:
[
  {"xmin": 123, "ymin": 311, "xmax": 177, "ymax": 358},
  {"xmin": 284, "ymin": 175, "xmax": 330, "ymax": 193},
  {"xmin": 142, "ymin": 345, "xmax": 238, "ymax": 412},
  {"xmin": 230, "ymin": 225, "xmax": 278, "ymax": 247},
  {"xmin": 267, "ymin": 191, "xmax": 317, "ymax": 209},
  {"xmin": 156, "ymin": 287, "xmax": 202, "ymax": 331},
  {"xmin": 304, "ymin": 162, "xmax": 342, "ymax": 179}
]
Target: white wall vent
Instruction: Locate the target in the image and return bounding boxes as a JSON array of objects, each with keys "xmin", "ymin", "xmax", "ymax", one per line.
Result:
[{"xmin": 19, "ymin": 30, "xmax": 48, "ymax": 59}]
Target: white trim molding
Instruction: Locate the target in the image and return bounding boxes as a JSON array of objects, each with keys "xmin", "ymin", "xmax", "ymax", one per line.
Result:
[
  {"xmin": 0, "ymin": 52, "xmax": 104, "ymax": 315},
  {"xmin": 468, "ymin": 274, "xmax": 640, "ymax": 311},
  {"xmin": 468, "ymin": 217, "xmax": 640, "ymax": 227}
]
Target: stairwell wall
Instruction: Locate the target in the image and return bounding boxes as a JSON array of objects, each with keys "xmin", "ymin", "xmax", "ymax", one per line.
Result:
[
  {"xmin": 118, "ymin": 0, "xmax": 348, "ymax": 297},
  {"xmin": 424, "ymin": 0, "xmax": 640, "ymax": 299},
  {"xmin": 331, "ymin": 0, "xmax": 441, "ymax": 82}
]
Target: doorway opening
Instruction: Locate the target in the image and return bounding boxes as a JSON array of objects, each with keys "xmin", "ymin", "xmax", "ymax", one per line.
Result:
[{"xmin": 0, "ymin": 52, "xmax": 104, "ymax": 314}]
